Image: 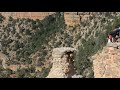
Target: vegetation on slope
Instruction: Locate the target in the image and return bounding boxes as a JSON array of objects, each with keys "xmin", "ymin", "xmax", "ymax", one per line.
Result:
[
  {"xmin": 0, "ymin": 12, "xmax": 66, "ymax": 78},
  {"xmin": 74, "ymin": 12, "xmax": 120, "ymax": 78},
  {"xmin": 0, "ymin": 12, "xmax": 120, "ymax": 78}
]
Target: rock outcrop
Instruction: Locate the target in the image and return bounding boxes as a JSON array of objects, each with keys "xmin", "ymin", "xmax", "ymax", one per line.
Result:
[
  {"xmin": 64, "ymin": 12, "xmax": 96, "ymax": 27},
  {"xmin": 0, "ymin": 12, "xmax": 94, "ymax": 26},
  {"xmin": 47, "ymin": 47, "xmax": 76, "ymax": 78},
  {"xmin": 0, "ymin": 12, "xmax": 55, "ymax": 20},
  {"xmin": 92, "ymin": 43, "xmax": 120, "ymax": 78}
]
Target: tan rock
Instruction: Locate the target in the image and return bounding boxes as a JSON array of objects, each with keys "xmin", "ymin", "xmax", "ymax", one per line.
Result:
[
  {"xmin": 93, "ymin": 45, "xmax": 120, "ymax": 78},
  {"xmin": 47, "ymin": 47, "xmax": 76, "ymax": 78},
  {"xmin": 0, "ymin": 12, "xmax": 55, "ymax": 20}
]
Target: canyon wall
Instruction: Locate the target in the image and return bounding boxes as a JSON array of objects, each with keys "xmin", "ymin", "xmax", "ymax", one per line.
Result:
[
  {"xmin": 0, "ymin": 12, "xmax": 55, "ymax": 20},
  {"xmin": 0, "ymin": 12, "xmax": 95, "ymax": 26},
  {"xmin": 64, "ymin": 12, "xmax": 96, "ymax": 27},
  {"xmin": 92, "ymin": 42, "xmax": 120, "ymax": 78}
]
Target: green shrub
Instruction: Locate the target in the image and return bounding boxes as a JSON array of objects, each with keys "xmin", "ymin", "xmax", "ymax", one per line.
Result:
[
  {"xmin": 36, "ymin": 64, "xmax": 52, "ymax": 78},
  {"xmin": 101, "ymin": 18, "xmax": 106, "ymax": 23},
  {"xmin": 25, "ymin": 29, "xmax": 31, "ymax": 35},
  {"xmin": 75, "ymin": 33, "xmax": 81, "ymax": 44},
  {"xmin": 0, "ymin": 14, "xmax": 5, "ymax": 23},
  {"xmin": 9, "ymin": 16, "xmax": 13, "ymax": 21},
  {"xmin": 89, "ymin": 16, "xmax": 93, "ymax": 20}
]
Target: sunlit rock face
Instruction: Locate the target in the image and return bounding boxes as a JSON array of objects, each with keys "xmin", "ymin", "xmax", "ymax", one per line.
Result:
[
  {"xmin": 0, "ymin": 12, "xmax": 55, "ymax": 20},
  {"xmin": 92, "ymin": 44, "xmax": 120, "ymax": 78},
  {"xmin": 47, "ymin": 47, "xmax": 76, "ymax": 78}
]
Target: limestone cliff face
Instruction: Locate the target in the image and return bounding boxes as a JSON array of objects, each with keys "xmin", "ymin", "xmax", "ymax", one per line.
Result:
[
  {"xmin": 64, "ymin": 12, "xmax": 96, "ymax": 27},
  {"xmin": 0, "ymin": 12, "xmax": 55, "ymax": 20},
  {"xmin": 92, "ymin": 43, "xmax": 120, "ymax": 78},
  {"xmin": 0, "ymin": 12, "xmax": 94, "ymax": 26}
]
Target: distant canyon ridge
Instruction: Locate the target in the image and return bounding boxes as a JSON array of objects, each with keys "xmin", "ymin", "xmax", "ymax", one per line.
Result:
[
  {"xmin": 0, "ymin": 12, "xmax": 95, "ymax": 26},
  {"xmin": 0, "ymin": 12, "xmax": 55, "ymax": 20}
]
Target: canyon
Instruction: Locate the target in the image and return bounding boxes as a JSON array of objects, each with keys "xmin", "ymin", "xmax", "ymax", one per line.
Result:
[{"xmin": 0, "ymin": 12, "xmax": 120, "ymax": 78}]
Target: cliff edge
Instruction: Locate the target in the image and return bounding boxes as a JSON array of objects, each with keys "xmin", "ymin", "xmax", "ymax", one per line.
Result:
[{"xmin": 92, "ymin": 42, "xmax": 120, "ymax": 78}]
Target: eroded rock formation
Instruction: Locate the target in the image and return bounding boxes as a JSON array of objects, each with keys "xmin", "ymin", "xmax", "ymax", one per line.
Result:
[
  {"xmin": 92, "ymin": 43, "xmax": 120, "ymax": 78},
  {"xmin": 47, "ymin": 47, "xmax": 76, "ymax": 78}
]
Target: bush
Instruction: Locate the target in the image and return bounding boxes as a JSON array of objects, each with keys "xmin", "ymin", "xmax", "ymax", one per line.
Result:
[
  {"xmin": 36, "ymin": 64, "xmax": 52, "ymax": 78},
  {"xmin": 95, "ymin": 31, "xmax": 99, "ymax": 37},
  {"xmin": 81, "ymin": 21, "xmax": 86, "ymax": 27},
  {"xmin": 89, "ymin": 16, "xmax": 93, "ymax": 20},
  {"xmin": 64, "ymin": 36, "xmax": 73, "ymax": 47},
  {"xmin": 54, "ymin": 41, "xmax": 62, "ymax": 48},
  {"xmin": 85, "ymin": 33, "xmax": 89, "ymax": 39},
  {"xmin": 105, "ymin": 12, "xmax": 110, "ymax": 17},
  {"xmin": 0, "ymin": 14, "xmax": 5, "ymax": 23},
  {"xmin": 13, "ymin": 41, "xmax": 20, "ymax": 51},
  {"xmin": 81, "ymin": 38, "xmax": 86, "ymax": 43},
  {"xmin": 0, "ymin": 69, "xmax": 12, "ymax": 78},
  {"xmin": 25, "ymin": 29, "xmax": 31, "ymax": 35},
  {"xmin": 74, "ymin": 33, "xmax": 81, "ymax": 43},
  {"xmin": 94, "ymin": 21, "xmax": 97, "ymax": 27},
  {"xmin": 16, "ymin": 68, "xmax": 28, "ymax": 78},
  {"xmin": 113, "ymin": 18, "xmax": 120, "ymax": 28},
  {"xmin": 101, "ymin": 18, "xmax": 106, "ymax": 23},
  {"xmin": 9, "ymin": 16, "xmax": 13, "ymax": 21}
]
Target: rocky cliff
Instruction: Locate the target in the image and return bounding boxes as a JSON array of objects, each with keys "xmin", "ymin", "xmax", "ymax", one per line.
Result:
[
  {"xmin": 64, "ymin": 12, "xmax": 96, "ymax": 27},
  {"xmin": 47, "ymin": 47, "xmax": 76, "ymax": 78},
  {"xmin": 92, "ymin": 42, "xmax": 120, "ymax": 78},
  {"xmin": 0, "ymin": 12, "xmax": 55, "ymax": 20},
  {"xmin": 0, "ymin": 12, "xmax": 120, "ymax": 78},
  {"xmin": 0, "ymin": 12, "xmax": 95, "ymax": 26}
]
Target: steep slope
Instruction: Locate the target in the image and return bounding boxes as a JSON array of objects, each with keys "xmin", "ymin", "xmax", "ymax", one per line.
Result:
[
  {"xmin": 71, "ymin": 12, "xmax": 120, "ymax": 78},
  {"xmin": 0, "ymin": 12, "xmax": 66, "ymax": 78},
  {"xmin": 0, "ymin": 12, "xmax": 120, "ymax": 78}
]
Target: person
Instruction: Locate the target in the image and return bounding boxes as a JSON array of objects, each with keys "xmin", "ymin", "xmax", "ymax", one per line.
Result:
[
  {"xmin": 107, "ymin": 34, "xmax": 112, "ymax": 43},
  {"xmin": 108, "ymin": 27, "xmax": 120, "ymax": 43},
  {"xmin": 108, "ymin": 31, "xmax": 117, "ymax": 43}
]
